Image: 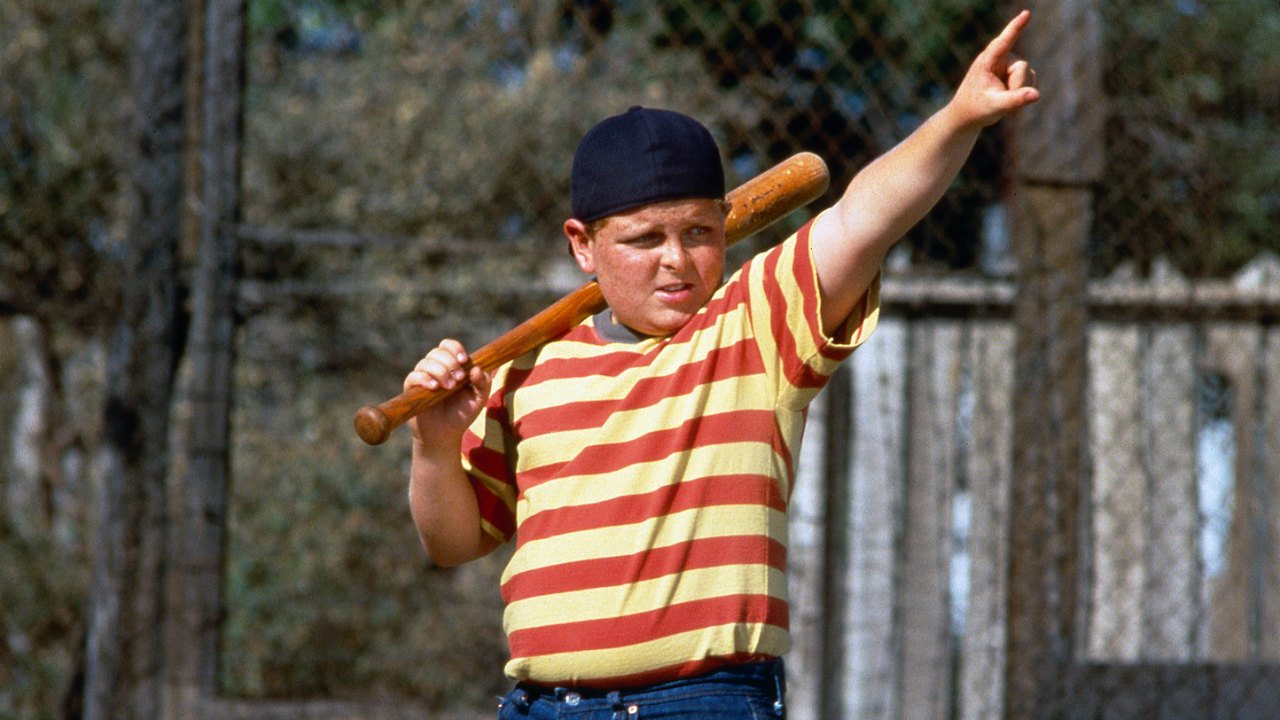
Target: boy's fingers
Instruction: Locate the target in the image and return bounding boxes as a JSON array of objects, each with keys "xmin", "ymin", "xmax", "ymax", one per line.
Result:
[
  {"xmin": 983, "ymin": 10, "xmax": 1031, "ymax": 62},
  {"xmin": 469, "ymin": 366, "xmax": 493, "ymax": 396},
  {"xmin": 437, "ymin": 338, "xmax": 470, "ymax": 365},
  {"xmin": 408, "ymin": 347, "xmax": 467, "ymax": 390},
  {"xmin": 405, "ymin": 369, "xmax": 440, "ymax": 392},
  {"xmin": 994, "ymin": 85, "xmax": 1041, "ymax": 113},
  {"xmin": 1009, "ymin": 59, "xmax": 1031, "ymax": 90}
]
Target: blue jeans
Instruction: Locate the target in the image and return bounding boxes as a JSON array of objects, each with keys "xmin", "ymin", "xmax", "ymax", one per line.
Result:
[{"xmin": 496, "ymin": 659, "xmax": 787, "ymax": 719}]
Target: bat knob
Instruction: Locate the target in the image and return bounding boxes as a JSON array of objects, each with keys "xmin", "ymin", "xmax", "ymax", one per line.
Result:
[{"xmin": 354, "ymin": 405, "xmax": 393, "ymax": 445}]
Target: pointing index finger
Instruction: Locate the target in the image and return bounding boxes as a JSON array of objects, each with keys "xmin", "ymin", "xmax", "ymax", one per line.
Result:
[{"xmin": 984, "ymin": 10, "xmax": 1031, "ymax": 62}]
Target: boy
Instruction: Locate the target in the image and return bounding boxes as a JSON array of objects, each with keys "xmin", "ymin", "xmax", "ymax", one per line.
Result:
[{"xmin": 405, "ymin": 12, "xmax": 1038, "ymax": 718}]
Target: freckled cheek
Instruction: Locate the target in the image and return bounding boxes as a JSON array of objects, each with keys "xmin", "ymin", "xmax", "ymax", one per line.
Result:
[
  {"xmin": 600, "ymin": 253, "xmax": 650, "ymax": 284},
  {"xmin": 695, "ymin": 255, "xmax": 725, "ymax": 289},
  {"xmin": 606, "ymin": 248, "xmax": 654, "ymax": 272},
  {"xmin": 599, "ymin": 259, "xmax": 658, "ymax": 309}
]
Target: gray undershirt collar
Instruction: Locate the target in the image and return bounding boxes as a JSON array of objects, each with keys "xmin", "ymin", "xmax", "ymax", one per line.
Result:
[{"xmin": 592, "ymin": 307, "xmax": 654, "ymax": 344}]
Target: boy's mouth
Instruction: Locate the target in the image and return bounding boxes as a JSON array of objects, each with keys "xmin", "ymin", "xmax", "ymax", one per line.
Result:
[{"xmin": 656, "ymin": 282, "xmax": 694, "ymax": 300}]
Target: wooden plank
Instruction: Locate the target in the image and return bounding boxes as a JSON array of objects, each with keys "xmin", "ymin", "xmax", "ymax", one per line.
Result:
[
  {"xmin": 842, "ymin": 317, "xmax": 909, "ymax": 720},
  {"xmin": 898, "ymin": 321, "xmax": 962, "ymax": 720},
  {"xmin": 1086, "ymin": 322, "xmax": 1145, "ymax": 660},
  {"xmin": 1142, "ymin": 323, "xmax": 1199, "ymax": 659},
  {"xmin": 875, "ymin": 274, "xmax": 1280, "ymax": 318},
  {"xmin": 1262, "ymin": 327, "xmax": 1280, "ymax": 658},
  {"xmin": 3, "ymin": 317, "xmax": 49, "ymax": 536},
  {"xmin": 958, "ymin": 322, "xmax": 1014, "ymax": 720},
  {"xmin": 871, "ymin": 274, "xmax": 1280, "ymax": 318},
  {"xmin": 1203, "ymin": 324, "xmax": 1263, "ymax": 660},
  {"xmin": 787, "ymin": 387, "xmax": 830, "ymax": 720}
]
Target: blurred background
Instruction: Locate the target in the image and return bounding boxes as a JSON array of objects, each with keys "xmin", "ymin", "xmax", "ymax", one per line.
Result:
[{"xmin": 2, "ymin": 1, "xmax": 1278, "ymax": 719}]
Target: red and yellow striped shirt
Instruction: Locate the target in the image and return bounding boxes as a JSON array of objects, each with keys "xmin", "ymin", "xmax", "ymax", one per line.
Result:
[{"xmin": 460, "ymin": 220, "xmax": 880, "ymax": 687}]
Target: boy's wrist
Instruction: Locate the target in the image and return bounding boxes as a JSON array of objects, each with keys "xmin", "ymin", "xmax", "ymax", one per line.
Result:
[
  {"xmin": 937, "ymin": 99, "xmax": 987, "ymax": 137},
  {"xmin": 411, "ymin": 431, "xmax": 464, "ymax": 463}
]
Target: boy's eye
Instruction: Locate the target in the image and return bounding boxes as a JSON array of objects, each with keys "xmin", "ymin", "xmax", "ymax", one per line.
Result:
[
  {"xmin": 624, "ymin": 232, "xmax": 664, "ymax": 247},
  {"xmin": 684, "ymin": 226, "xmax": 717, "ymax": 244}
]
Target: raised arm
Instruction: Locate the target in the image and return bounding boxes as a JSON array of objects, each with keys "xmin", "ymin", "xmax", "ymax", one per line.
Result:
[{"xmin": 809, "ymin": 10, "xmax": 1040, "ymax": 334}]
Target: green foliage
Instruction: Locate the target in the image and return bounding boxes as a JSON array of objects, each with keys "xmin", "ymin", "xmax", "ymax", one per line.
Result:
[
  {"xmin": 235, "ymin": 0, "xmax": 726, "ymax": 371},
  {"xmin": 0, "ymin": 2, "xmax": 119, "ymax": 716},
  {"xmin": 248, "ymin": 0, "xmax": 405, "ymax": 36},
  {"xmin": 0, "ymin": 0, "xmax": 127, "ymax": 327},
  {"xmin": 0, "ymin": 514, "xmax": 86, "ymax": 720},
  {"xmin": 1098, "ymin": 0, "xmax": 1280, "ymax": 277},
  {"xmin": 223, "ymin": 347, "xmax": 511, "ymax": 706}
]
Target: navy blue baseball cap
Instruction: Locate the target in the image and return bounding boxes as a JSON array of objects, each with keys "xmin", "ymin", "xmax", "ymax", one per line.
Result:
[{"xmin": 571, "ymin": 106, "xmax": 725, "ymax": 223}]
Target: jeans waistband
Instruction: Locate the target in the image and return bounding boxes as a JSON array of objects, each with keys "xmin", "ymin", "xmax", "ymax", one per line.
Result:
[{"xmin": 517, "ymin": 658, "xmax": 785, "ymax": 702}]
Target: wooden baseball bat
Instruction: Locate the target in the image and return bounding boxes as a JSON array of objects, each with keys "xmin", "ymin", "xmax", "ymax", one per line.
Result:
[{"xmin": 354, "ymin": 151, "xmax": 830, "ymax": 446}]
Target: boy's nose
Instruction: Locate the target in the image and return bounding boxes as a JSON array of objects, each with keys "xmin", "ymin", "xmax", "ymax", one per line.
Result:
[{"xmin": 660, "ymin": 237, "xmax": 688, "ymax": 267}]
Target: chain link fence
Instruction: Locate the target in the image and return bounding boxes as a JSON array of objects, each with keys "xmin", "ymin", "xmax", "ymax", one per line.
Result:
[{"xmin": 221, "ymin": 1, "xmax": 1280, "ymax": 717}]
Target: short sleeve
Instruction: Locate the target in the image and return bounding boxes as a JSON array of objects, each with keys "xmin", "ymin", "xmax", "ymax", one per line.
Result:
[
  {"xmin": 459, "ymin": 364, "xmax": 519, "ymax": 544},
  {"xmin": 740, "ymin": 219, "xmax": 880, "ymax": 411}
]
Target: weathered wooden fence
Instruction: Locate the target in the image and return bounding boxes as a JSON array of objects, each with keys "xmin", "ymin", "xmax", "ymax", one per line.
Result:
[{"xmin": 785, "ymin": 258, "xmax": 1280, "ymax": 720}]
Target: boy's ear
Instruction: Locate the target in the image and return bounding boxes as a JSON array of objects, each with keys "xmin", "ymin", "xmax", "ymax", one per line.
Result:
[{"xmin": 563, "ymin": 218, "xmax": 595, "ymax": 273}]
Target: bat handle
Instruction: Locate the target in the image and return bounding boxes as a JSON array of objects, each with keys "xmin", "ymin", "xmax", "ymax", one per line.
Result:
[{"xmin": 354, "ymin": 382, "xmax": 455, "ymax": 445}]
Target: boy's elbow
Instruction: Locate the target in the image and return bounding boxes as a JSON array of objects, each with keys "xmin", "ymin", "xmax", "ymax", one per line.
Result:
[
  {"xmin": 422, "ymin": 537, "xmax": 469, "ymax": 567},
  {"xmin": 422, "ymin": 532, "xmax": 495, "ymax": 567},
  {"xmin": 426, "ymin": 549, "xmax": 471, "ymax": 568}
]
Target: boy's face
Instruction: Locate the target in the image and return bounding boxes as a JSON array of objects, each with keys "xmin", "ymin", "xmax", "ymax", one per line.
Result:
[{"xmin": 565, "ymin": 198, "xmax": 728, "ymax": 337}]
